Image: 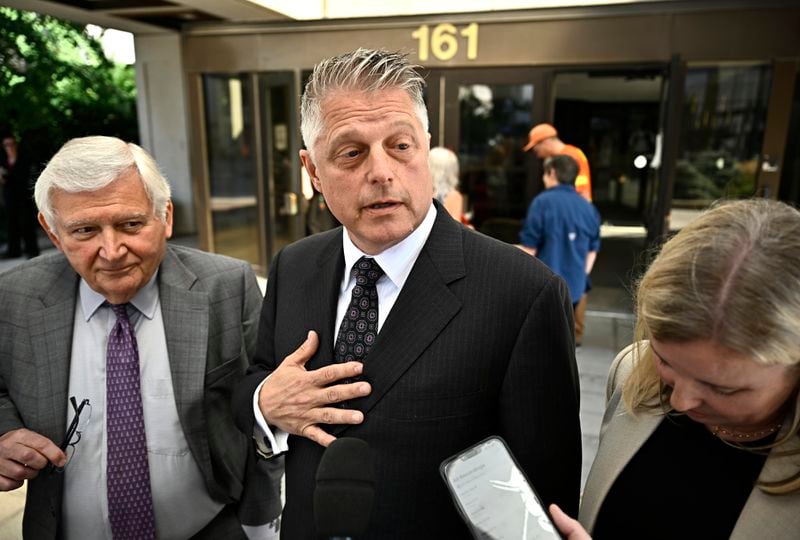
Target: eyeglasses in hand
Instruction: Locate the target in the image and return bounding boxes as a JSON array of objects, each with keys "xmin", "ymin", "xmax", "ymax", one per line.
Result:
[{"xmin": 49, "ymin": 396, "xmax": 91, "ymax": 474}]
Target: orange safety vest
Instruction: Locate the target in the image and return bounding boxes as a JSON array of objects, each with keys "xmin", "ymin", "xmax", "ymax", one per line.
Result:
[{"xmin": 560, "ymin": 144, "xmax": 592, "ymax": 202}]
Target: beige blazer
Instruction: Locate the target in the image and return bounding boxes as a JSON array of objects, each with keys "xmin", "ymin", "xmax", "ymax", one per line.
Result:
[{"xmin": 579, "ymin": 342, "xmax": 800, "ymax": 539}]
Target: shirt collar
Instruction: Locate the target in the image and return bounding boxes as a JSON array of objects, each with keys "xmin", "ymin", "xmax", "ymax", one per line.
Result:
[
  {"xmin": 342, "ymin": 201, "xmax": 436, "ymax": 289},
  {"xmin": 553, "ymin": 184, "xmax": 577, "ymax": 193},
  {"xmin": 79, "ymin": 270, "xmax": 160, "ymax": 322}
]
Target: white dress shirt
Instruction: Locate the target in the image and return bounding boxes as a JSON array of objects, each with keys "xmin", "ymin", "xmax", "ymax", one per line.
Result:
[
  {"xmin": 62, "ymin": 274, "xmax": 224, "ymax": 540},
  {"xmin": 253, "ymin": 202, "xmax": 437, "ymax": 455}
]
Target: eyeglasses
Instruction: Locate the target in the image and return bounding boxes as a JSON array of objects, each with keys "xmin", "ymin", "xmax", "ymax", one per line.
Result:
[{"xmin": 49, "ymin": 396, "xmax": 91, "ymax": 474}]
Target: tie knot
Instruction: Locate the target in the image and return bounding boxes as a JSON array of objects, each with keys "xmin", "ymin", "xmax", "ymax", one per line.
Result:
[
  {"xmin": 351, "ymin": 256, "xmax": 384, "ymax": 288},
  {"xmin": 109, "ymin": 303, "xmax": 130, "ymax": 321}
]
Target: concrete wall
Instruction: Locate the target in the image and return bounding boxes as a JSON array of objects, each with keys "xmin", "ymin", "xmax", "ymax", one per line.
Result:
[{"xmin": 134, "ymin": 34, "xmax": 195, "ymax": 236}]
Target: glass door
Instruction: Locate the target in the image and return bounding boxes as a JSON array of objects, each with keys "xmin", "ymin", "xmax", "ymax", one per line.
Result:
[
  {"xmin": 202, "ymin": 74, "xmax": 264, "ymax": 268},
  {"xmin": 552, "ymin": 69, "xmax": 664, "ymax": 226},
  {"xmin": 201, "ymin": 72, "xmax": 303, "ymax": 274},
  {"xmin": 427, "ymin": 68, "xmax": 548, "ymax": 243},
  {"xmin": 258, "ymin": 72, "xmax": 302, "ymax": 263}
]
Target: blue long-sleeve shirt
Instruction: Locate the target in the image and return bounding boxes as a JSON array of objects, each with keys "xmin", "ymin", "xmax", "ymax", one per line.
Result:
[{"xmin": 520, "ymin": 184, "xmax": 601, "ymax": 303}]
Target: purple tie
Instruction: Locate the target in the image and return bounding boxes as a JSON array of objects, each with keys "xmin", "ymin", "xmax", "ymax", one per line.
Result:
[{"xmin": 106, "ymin": 303, "xmax": 156, "ymax": 539}]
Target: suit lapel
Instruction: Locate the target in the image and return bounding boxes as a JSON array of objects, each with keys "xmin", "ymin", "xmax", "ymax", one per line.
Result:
[
  {"xmin": 157, "ymin": 247, "xmax": 212, "ymax": 477},
  {"xmin": 330, "ymin": 208, "xmax": 465, "ymax": 435},
  {"xmin": 578, "ymin": 391, "xmax": 662, "ymax": 531},
  {"xmin": 27, "ymin": 258, "xmax": 79, "ymax": 444},
  {"xmin": 306, "ymin": 231, "xmax": 346, "ymax": 372},
  {"xmin": 731, "ymin": 426, "xmax": 800, "ymax": 539}
]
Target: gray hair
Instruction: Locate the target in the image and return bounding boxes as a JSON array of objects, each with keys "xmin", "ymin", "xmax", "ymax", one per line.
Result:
[
  {"xmin": 300, "ymin": 48, "xmax": 428, "ymax": 159},
  {"xmin": 429, "ymin": 147, "xmax": 459, "ymax": 200},
  {"xmin": 34, "ymin": 136, "xmax": 171, "ymax": 230}
]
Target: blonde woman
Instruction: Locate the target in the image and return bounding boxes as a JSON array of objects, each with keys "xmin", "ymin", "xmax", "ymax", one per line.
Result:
[{"xmin": 552, "ymin": 199, "xmax": 800, "ymax": 539}]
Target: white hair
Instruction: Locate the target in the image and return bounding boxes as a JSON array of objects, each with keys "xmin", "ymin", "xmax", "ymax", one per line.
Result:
[
  {"xmin": 300, "ymin": 48, "xmax": 428, "ymax": 160},
  {"xmin": 34, "ymin": 136, "xmax": 171, "ymax": 230},
  {"xmin": 429, "ymin": 147, "xmax": 459, "ymax": 199}
]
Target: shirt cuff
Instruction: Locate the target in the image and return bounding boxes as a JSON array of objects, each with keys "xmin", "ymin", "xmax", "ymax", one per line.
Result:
[
  {"xmin": 242, "ymin": 517, "xmax": 280, "ymax": 540},
  {"xmin": 252, "ymin": 376, "xmax": 290, "ymax": 458}
]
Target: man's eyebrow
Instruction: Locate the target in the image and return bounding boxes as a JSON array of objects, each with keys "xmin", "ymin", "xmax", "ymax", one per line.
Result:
[
  {"xmin": 62, "ymin": 213, "xmax": 149, "ymax": 230},
  {"xmin": 61, "ymin": 218, "xmax": 97, "ymax": 230},
  {"xmin": 327, "ymin": 120, "xmax": 419, "ymax": 152},
  {"xmin": 386, "ymin": 120, "xmax": 419, "ymax": 136}
]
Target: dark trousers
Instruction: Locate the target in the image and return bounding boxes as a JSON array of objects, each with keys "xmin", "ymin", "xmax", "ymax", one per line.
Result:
[{"xmin": 189, "ymin": 504, "xmax": 248, "ymax": 540}]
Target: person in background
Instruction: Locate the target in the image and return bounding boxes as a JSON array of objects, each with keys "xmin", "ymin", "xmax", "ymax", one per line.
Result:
[
  {"xmin": 523, "ymin": 123, "xmax": 592, "ymax": 202},
  {"xmin": 306, "ymin": 184, "xmax": 340, "ymax": 235},
  {"xmin": 429, "ymin": 146, "xmax": 465, "ymax": 222},
  {"xmin": 0, "ymin": 133, "xmax": 40, "ymax": 259},
  {"xmin": 552, "ymin": 198, "xmax": 800, "ymax": 539},
  {"xmin": 518, "ymin": 154, "xmax": 600, "ymax": 347},
  {"xmin": 523, "ymin": 122, "xmax": 593, "ymax": 345},
  {"xmin": 232, "ymin": 48, "xmax": 582, "ymax": 538},
  {"xmin": 0, "ymin": 136, "xmax": 282, "ymax": 539}
]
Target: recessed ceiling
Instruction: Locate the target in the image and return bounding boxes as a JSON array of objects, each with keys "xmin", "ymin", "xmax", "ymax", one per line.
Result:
[{"xmin": 14, "ymin": 0, "xmax": 291, "ymax": 32}]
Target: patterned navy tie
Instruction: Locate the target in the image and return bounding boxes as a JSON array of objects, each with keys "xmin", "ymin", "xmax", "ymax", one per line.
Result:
[
  {"xmin": 334, "ymin": 257, "xmax": 384, "ymax": 364},
  {"xmin": 106, "ymin": 303, "xmax": 156, "ymax": 539}
]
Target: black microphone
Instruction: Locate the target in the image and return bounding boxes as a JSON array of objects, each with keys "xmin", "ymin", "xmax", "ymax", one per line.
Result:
[{"xmin": 314, "ymin": 437, "xmax": 376, "ymax": 540}]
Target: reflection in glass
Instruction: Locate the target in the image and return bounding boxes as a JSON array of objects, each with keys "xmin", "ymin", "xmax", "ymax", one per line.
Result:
[
  {"xmin": 266, "ymin": 83, "xmax": 294, "ymax": 256},
  {"xmin": 778, "ymin": 71, "xmax": 800, "ymax": 207},
  {"xmin": 553, "ymin": 71, "xmax": 662, "ymax": 225},
  {"xmin": 674, "ymin": 65, "xmax": 771, "ymax": 212},
  {"xmin": 203, "ymin": 75, "xmax": 262, "ymax": 266},
  {"xmin": 458, "ymin": 83, "xmax": 533, "ymax": 234}
]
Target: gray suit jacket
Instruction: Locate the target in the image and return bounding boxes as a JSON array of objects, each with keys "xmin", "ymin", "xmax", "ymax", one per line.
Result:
[
  {"xmin": 579, "ymin": 342, "xmax": 800, "ymax": 539},
  {"xmin": 0, "ymin": 244, "xmax": 282, "ymax": 539},
  {"xmin": 233, "ymin": 203, "xmax": 583, "ymax": 538}
]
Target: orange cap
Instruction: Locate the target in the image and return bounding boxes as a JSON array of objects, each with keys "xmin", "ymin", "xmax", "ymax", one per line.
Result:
[{"xmin": 522, "ymin": 123, "xmax": 558, "ymax": 151}]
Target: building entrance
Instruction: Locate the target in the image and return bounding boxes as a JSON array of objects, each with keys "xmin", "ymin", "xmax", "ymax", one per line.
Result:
[{"xmin": 426, "ymin": 67, "xmax": 548, "ymax": 243}]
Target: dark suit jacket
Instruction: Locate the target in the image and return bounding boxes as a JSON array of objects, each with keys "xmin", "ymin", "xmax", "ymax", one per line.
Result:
[
  {"xmin": 233, "ymin": 204, "xmax": 582, "ymax": 538},
  {"xmin": 0, "ymin": 245, "xmax": 282, "ymax": 539}
]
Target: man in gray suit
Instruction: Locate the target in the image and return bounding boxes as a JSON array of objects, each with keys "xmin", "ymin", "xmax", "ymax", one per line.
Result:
[
  {"xmin": 0, "ymin": 136, "xmax": 281, "ymax": 539},
  {"xmin": 233, "ymin": 49, "xmax": 582, "ymax": 538}
]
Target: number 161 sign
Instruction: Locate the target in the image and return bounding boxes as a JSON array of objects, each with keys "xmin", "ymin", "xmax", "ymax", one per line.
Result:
[{"xmin": 412, "ymin": 23, "xmax": 479, "ymax": 62}]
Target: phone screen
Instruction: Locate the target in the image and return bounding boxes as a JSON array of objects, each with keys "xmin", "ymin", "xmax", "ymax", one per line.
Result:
[{"xmin": 440, "ymin": 436, "xmax": 561, "ymax": 540}]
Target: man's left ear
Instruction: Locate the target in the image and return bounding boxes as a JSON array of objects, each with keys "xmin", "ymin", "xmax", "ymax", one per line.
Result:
[
  {"xmin": 164, "ymin": 200, "xmax": 174, "ymax": 239},
  {"xmin": 38, "ymin": 212, "xmax": 63, "ymax": 252},
  {"xmin": 300, "ymin": 150, "xmax": 322, "ymax": 191}
]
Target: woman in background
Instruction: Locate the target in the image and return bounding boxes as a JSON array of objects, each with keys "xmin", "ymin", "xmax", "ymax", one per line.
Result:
[
  {"xmin": 552, "ymin": 198, "xmax": 800, "ymax": 539},
  {"xmin": 429, "ymin": 147, "xmax": 465, "ymax": 222}
]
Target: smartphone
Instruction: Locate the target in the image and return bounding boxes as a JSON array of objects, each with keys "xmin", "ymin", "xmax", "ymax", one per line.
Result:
[{"xmin": 440, "ymin": 436, "xmax": 563, "ymax": 540}]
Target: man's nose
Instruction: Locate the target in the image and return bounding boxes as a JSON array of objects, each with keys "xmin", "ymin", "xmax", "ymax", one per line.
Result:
[
  {"xmin": 98, "ymin": 229, "xmax": 127, "ymax": 261},
  {"xmin": 366, "ymin": 147, "xmax": 394, "ymax": 184}
]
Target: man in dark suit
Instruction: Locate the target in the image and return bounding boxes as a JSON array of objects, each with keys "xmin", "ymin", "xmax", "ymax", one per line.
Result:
[
  {"xmin": 0, "ymin": 136, "xmax": 281, "ymax": 539},
  {"xmin": 233, "ymin": 48, "xmax": 581, "ymax": 538}
]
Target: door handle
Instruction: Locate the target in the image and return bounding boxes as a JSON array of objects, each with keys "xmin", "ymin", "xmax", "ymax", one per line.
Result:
[{"xmin": 279, "ymin": 192, "xmax": 299, "ymax": 216}]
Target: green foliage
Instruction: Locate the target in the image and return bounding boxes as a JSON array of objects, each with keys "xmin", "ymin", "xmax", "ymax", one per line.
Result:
[
  {"xmin": 674, "ymin": 151, "xmax": 757, "ymax": 205},
  {"xmin": 0, "ymin": 7, "xmax": 138, "ymax": 166}
]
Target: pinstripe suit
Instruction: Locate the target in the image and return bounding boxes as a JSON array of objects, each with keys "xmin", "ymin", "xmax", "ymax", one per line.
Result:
[
  {"xmin": 234, "ymin": 204, "xmax": 582, "ymax": 538},
  {"xmin": 0, "ymin": 244, "xmax": 282, "ymax": 539},
  {"xmin": 579, "ymin": 343, "xmax": 800, "ymax": 539}
]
